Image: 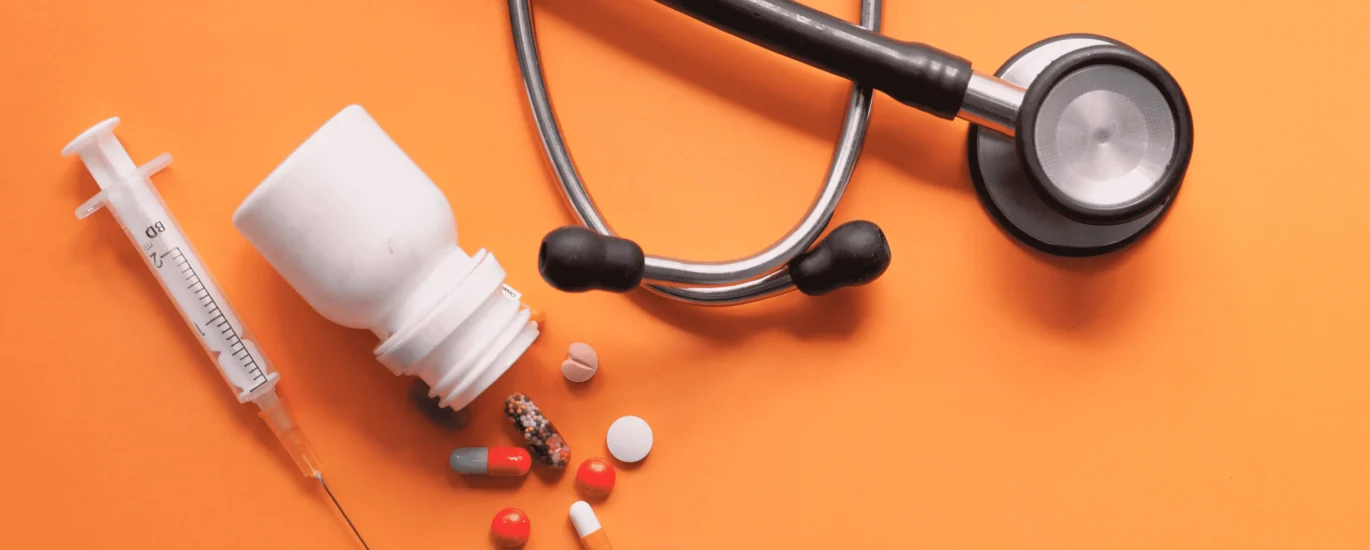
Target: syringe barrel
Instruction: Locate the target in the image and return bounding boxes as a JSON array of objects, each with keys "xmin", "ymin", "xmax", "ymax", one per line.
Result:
[
  {"xmin": 115, "ymin": 172, "xmax": 282, "ymax": 401},
  {"xmin": 66, "ymin": 118, "xmax": 321, "ymax": 481},
  {"xmin": 66, "ymin": 119, "xmax": 281, "ymax": 403}
]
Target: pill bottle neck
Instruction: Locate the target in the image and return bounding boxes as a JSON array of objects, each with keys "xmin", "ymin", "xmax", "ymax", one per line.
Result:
[
  {"xmin": 371, "ymin": 246, "xmax": 475, "ymax": 341},
  {"xmin": 370, "ymin": 247, "xmax": 540, "ymax": 411}
]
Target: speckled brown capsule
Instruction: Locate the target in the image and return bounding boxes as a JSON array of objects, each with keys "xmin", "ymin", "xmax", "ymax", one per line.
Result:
[{"xmin": 504, "ymin": 392, "xmax": 572, "ymax": 469}]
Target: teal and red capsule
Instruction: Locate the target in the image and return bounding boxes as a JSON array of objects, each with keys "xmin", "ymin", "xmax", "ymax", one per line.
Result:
[{"xmin": 449, "ymin": 447, "xmax": 532, "ymax": 476}]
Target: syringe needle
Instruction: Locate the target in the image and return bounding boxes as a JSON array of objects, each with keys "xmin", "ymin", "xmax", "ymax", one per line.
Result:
[{"xmin": 318, "ymin": 474, "xmax": 371, "ymax": 550}]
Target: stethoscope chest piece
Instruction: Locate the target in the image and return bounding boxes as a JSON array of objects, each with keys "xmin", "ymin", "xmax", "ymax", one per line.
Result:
[{"xmin": 969, "ymin": 34, "xmax": 1193, "ymax": 257}]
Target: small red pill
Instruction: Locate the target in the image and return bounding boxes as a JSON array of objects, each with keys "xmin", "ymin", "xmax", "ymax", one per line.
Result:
[
  {"xmin": 575, "ymin": 457, "xmax": 616, "ymax": 497},
  {"xmin": 490, "ymin": 508, "xmax": 530, "ymax": 548}
]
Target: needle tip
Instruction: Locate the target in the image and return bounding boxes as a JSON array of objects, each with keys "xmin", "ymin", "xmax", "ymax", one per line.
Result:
[{"xmin": 319, "ymin": 476, "xmax": 370, "ymax": 550}]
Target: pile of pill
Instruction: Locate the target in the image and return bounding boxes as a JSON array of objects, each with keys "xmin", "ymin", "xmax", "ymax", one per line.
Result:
[{"xmin": 433, "ymin": 342, "xmax": 653, "ymax": 548}]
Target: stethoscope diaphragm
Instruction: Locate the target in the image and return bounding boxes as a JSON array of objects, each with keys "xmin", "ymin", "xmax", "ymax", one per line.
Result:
[{"xmin": 970, "ymin": 34, "xmax": 1192, "ymax": 256}]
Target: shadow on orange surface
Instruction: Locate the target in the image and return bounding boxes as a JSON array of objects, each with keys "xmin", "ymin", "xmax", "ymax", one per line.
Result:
[
  {"xmin": 994, "ymin": 231, "xmax": 1157, "ymax": 333},
  {"xmin": 447, "ymin": 469, "xmax": 529, "ymax": 491},
  {"xmin": 624, "ymin": 283, "xmax": 869, "ymax": 342},
  {"xmin": 563, "ymin": 374, "xmax": 597, "ymax": 396}
]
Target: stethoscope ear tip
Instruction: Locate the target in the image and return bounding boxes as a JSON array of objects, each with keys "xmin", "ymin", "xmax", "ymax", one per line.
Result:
[
  {"xmin": 538, "ymin": 226, "xmax": 646, "ymax": 293},
  {"xmin": 789, "ymin": 220, "xmax": 891, "ymax": 297}
]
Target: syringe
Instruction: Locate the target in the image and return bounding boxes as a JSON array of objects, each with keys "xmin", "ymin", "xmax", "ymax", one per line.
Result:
[{"xmin": 63, "ymin": 118, "xmax": 368, "ymax": 549}]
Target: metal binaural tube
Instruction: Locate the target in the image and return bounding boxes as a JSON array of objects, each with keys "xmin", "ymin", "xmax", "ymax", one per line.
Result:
[
  {"xmin": 638, "ymin": 76, "xmax": 870, "ymax": 286},
  {"xmin": 649, "ymin": 269, "xmax": 798, "ymax": 305},
  {"xmin": 957, "ymin": 71, "xmax": 1026, "ymax": 137},
  {"xmin": 508, "ymin": 0, "xmax": 882, "ymax": 304}
]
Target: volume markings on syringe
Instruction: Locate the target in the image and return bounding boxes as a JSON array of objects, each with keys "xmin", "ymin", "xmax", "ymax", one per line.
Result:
[{"xmin": 165, "ymin": 246, "xmax": 269, "ymax": 390}]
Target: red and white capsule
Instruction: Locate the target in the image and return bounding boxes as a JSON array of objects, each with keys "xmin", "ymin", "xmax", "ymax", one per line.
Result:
[
  {"xmin": 570, "ymin": 501, "xmax": 613, "ymax": 550},
  {"xmin": 449, "ymin": 447, "xmax": 532, "ymax": 476}
]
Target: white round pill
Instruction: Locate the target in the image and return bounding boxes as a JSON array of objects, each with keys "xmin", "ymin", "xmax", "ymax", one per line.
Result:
[{"xmin": 606, "ymin": 416, "xmax": 653, "ymax": 463}]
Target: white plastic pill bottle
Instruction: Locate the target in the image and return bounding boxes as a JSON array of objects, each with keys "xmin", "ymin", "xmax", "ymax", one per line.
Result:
[{"xmin": 233, "ymin": 104, "xmax": 539, "ymax": 411}]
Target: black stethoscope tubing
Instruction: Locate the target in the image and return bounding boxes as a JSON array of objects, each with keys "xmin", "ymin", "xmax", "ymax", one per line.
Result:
[
  {"xmin": 658, "ymin": 0, "xmax": 979, "ymax": 121},
  {"xmin": 659, "ymin": 0, "xmax": 1192, "ymax": 226}
]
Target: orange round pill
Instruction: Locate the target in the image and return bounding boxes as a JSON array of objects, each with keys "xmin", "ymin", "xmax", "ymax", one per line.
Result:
[
  {"xmin": 576, "ymin": 457, "xmax": 616, "ymax": 497},
  {"xmin": 490, "ymin": 508, "xmax": 530, "ymax": 548}
]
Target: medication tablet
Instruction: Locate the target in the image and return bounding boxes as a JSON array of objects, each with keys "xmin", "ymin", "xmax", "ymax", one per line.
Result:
[
  {"xmin": 490, "ymin": 507, "xmax": 530, "ymax": 548},
  {"xmin": 575, "ymin": 457, "xmax": 616, "ymax": 497},
  {"xmin": 605, "ymin": 416, "xmax": 653, "ymax": 463},
  {"xmin": 561, "ymin": 342, "xmax": 599, "ymax": 383}
]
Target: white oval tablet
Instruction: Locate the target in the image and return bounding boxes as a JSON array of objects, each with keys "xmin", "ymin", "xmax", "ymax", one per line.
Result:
[{"xmin": 606, "ymin": 416, "xmax": 653, "ymax": 463}]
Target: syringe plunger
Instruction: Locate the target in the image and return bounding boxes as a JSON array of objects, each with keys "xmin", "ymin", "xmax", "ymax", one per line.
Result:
[{"xmin": 63, "ymin": 117, "xmax": 139, "ymax": 191}]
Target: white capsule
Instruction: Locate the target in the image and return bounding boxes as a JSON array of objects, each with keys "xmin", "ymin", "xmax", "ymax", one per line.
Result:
[{"xmin": 570, "ymin": 501, "xmax": 612, "ymax": 549}]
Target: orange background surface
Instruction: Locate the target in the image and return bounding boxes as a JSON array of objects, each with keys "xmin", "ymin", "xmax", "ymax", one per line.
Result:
[{"xmin": 1, "ymin": 0, "xmax": 1368, "ymax": 548}]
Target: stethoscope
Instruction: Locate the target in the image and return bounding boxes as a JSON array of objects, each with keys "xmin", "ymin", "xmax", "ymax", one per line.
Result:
[{"xmin": 509, "ymin": 0, "xmax": 1193, "ymax": 306}]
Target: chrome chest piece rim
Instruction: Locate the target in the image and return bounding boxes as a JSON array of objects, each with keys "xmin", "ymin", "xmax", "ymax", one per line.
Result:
[{"xmin": 969, "ymin": 34, "xmax": 1188, "ymax": 257}]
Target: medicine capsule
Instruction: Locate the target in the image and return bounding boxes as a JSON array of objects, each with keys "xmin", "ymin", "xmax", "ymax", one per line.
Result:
[
  {"xmin": 570, "ymin": 501, "xmax": 612, "ymax": 550},
  {"xmin": 504, "ymin": 392, "xmax": 572, "ymax": 469},
  {"xmin": 449, "ymin": 447, "xmax": 532, "ymax": 476}
]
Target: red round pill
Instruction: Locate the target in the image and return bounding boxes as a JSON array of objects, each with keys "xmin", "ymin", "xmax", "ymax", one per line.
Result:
[
  {"xmin": 490, "ymin": 508, "xmax": 530, "ymax": 548},
  {"xmin": 575, "ymin": 457, "xmax": 616, "ymax": 497}
]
